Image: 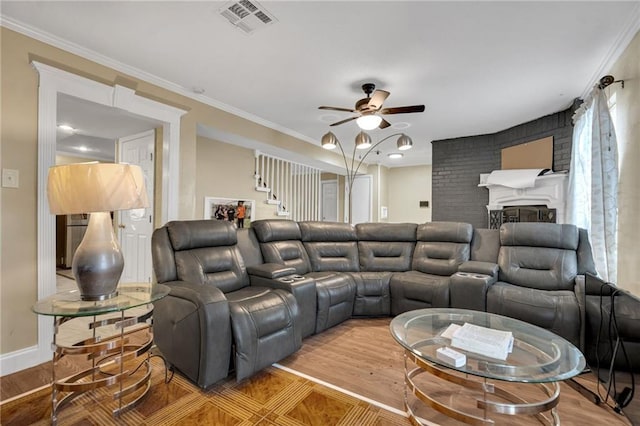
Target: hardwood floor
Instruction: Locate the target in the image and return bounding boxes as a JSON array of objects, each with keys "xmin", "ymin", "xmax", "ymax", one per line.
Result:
[
  {"xmin": 1, "ymin": 317, "xmax": 635, "ymax": 425},
  {"xmin": 278, "ymin": 317, "xmax": 634, "ymax": 425}
]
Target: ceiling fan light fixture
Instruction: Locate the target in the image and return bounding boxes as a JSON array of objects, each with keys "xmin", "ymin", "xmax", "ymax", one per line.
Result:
[
  {"xmin": 356, "ymin": 114, "xmax": 382, "ymax": 130},
  {"xmin": 355, "ymin": 131, "xmax": 372, "ymax": 150},
  {"xmin": 321, "ymin": 132, "xmax": 338, "ymax": 150},
  {"xmin": 397, "ymin": 134, "xmax": 413, "ymax": 151},
  {"xmin": 388, "ymin": 152, "xmax": 403, "ymax": 159}
]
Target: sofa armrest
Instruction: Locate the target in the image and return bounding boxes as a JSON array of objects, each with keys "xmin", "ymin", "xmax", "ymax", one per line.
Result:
[
  {"xmin": 450, "ymin": 271, "xmax": 497, "ymax": 311},
  {"xmin": 458, "ymin": 261, "xmax": 499, "ymax": 279},
  {"xmin": 249, "ymin": 274, "xmax": 317, "ymax": 338},
  {"xmin": 247, "ymin": 263, "xmax": 297, "ymax": 279},
  {"xmin": 153, "ymin": 280, "xmax": 232, "ymax": 388}
]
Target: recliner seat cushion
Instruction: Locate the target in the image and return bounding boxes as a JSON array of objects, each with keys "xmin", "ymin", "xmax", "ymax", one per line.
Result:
[
  {"xmin": 390, "ymin": 271, "xmax": 450, "ymax": 315},
  {"xmin": 348, "ymin": 272, "xmax": 391, "ymax": 316}
]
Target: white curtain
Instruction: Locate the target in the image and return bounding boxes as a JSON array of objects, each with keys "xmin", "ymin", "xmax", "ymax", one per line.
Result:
[{"xmin": 566, "ymin": 88, "xmax": 618, "ymax": 282}]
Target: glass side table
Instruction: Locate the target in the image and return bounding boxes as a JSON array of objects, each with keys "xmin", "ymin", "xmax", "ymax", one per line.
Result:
[{"xmin": 32, "ymin": 282, "xmax": 170, "ymax": 425}]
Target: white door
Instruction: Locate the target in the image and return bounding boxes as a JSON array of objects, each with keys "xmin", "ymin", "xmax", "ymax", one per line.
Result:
[
  {"xmin": 118, "ymin": 130, "xmax": 155, "ymax": 283},
  {"xmin": 321, "ymin": 180, "xmax": 338, "ymax": 222},
  {"xmin": 348, "ymin": 175, "xmax": 372, "ymax": 224}
]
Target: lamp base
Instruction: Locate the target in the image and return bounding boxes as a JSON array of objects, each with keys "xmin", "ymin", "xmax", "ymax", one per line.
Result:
[
  {"xmin": 72, "ymin": 212, "xmax": 124, "ymax": 301},
  {"xmin": 80, "ymin": 291, "xmax": 119, "ymax": 302}
]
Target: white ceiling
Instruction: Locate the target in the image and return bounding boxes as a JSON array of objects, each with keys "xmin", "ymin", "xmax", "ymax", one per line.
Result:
[{"xmin": 2, "ymin": 1, "xmax": 639, "ymax": 168}]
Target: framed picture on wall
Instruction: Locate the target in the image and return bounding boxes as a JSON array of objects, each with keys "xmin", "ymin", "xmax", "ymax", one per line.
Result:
[{"xmin": 204, "ymin": 197, "xmax": 255, "ymax": 228}]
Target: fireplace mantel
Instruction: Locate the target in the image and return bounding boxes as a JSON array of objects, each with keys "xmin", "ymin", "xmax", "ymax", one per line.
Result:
[{"xmin": 479, "ymin": 172, "xmax": 569, "ymax": 224}]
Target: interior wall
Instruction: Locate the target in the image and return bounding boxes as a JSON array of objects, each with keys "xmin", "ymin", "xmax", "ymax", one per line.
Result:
[
  {"xmin": 608, "ymin": 30, "xmax": 640, "ymax": 294},
  {"xmin": 196, "ymin": 137, "xmax": 274, "ymax": 220},
  {"xmin": 387, "ymin": 165, "xmax": 432, "ymax": 224}
]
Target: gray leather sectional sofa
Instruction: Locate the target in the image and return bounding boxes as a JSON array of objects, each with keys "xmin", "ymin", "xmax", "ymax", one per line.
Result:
[{"xmin": 151, "ymin": 219, "xmax": 599, "ymax": 388}]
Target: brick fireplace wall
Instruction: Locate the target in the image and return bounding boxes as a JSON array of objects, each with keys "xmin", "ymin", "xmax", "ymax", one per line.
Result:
[{"xmin": 431, "ymin": 107, "xmax": 575, "ymax": 229}]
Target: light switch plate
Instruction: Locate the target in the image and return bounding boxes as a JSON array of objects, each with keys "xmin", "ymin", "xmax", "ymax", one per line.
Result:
[{"xmin": 2, "ymin": 169, "xmax": 19, "ymax": 188}]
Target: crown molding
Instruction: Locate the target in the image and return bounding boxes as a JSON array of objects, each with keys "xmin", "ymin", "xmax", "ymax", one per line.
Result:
[
  {"xmin": 0, "ymin": 14, "xmax": 318, "ymax": 146},
  {"xmin": 580, "ymin": 3, "xmax": 640, "ymax": 99}
]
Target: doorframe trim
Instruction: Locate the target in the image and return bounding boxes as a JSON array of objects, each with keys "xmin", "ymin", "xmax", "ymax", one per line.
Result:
[{"xmin": 24, "ymin": 62, "xmax": 186, "ymax": 373}]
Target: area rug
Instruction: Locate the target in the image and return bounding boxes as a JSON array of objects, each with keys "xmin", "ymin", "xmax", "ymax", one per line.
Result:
[{"xmin": 0, "ymin": 357, "xmax": 410, "ymax": 425}]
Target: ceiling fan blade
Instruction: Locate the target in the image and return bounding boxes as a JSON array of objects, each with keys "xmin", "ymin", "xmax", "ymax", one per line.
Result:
[
  {"xmin": 379, "ymin": 105, "xmax": 426, "ymax": 115},
  {"xmin": 330, "ymin": 116, "xmax": 358, "ymax": 126},
  {"xmin": 319, "ymin": 106, "xmax": 357, "ymax": 113},
  {"xmin": 378, "ymin": 118, "xmax": 391, "ymax": 129},
  {"xmin": 367, "ymin": 90, "xmax": 390, "ymax": 110}
]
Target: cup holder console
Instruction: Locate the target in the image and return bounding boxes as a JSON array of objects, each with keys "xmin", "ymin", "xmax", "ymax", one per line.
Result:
[
  {"xmin": 292, "ymin": 275, "xmax": 305, "ymax": 280},
  {"xmin": 280, "ymin": 277, "xmax": 295, "ymax": 283}
]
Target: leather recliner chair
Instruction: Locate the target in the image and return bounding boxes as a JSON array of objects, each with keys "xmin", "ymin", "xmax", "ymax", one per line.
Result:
[
  {"xmin": 486, "ymin": 222, "xmax": 586, "ymax": 346},
  {"xmin": 151, "ymin": 220, "xmax": 302, "ymax": 387}
]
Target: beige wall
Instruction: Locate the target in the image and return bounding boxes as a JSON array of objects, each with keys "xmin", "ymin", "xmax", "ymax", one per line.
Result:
[
  {"xmin": 196, "ymin": 137, "xmax": 280, "ymax": 221},
  {"xmin": 387, "ymin": 165, "xmax": 432, "ymax": 223},
  {"xmin": 0, "ymin": 28, "xmax": 345, "ymax": 356},
  {"xmin": 609, "ymin": 30, "xmax": 640, "ymax": 294}
]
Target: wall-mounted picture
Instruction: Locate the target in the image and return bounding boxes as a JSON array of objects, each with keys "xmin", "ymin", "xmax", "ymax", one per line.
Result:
[{"xmin": 204, "ymin": 197, "xmax": 255, "ymax": 228}]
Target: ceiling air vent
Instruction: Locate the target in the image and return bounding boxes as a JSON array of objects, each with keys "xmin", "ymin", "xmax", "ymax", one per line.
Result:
[{"xmin": 218, "ymin": 0, "xmax": 277, "ymax": 34}]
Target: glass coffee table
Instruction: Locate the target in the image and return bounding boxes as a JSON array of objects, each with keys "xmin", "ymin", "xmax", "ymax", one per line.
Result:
[{"xmin": 390, "ymin": 308, "xmax": 586, "ymax": 425}]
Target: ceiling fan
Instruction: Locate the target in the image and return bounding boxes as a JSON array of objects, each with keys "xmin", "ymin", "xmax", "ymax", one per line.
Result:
[{"xmin": 319, "ymin": 83, "xmax": 425, "ymax": 130}]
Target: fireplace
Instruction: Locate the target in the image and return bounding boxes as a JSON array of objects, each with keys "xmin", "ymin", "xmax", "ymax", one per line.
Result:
[{"xmin": 479, "ymin": 172, "xmax": 568, "ymax": 229}]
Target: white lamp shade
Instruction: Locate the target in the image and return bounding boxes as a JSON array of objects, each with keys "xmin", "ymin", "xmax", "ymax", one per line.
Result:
[
  {"xmin": 47, "ymin": 162, "xmax": 149, "ymax": 214},
  {"xmin": 356, "ymin": 115, "xmax": 382, "ymax": 130}
]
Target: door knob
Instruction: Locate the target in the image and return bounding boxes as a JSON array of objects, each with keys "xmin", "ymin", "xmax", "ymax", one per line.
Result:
[{"xmin": 118, "ymin": 224, "xmax": 126, "ymax": 229}]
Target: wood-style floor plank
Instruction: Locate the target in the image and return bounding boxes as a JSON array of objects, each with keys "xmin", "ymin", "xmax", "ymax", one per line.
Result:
[
  {"xmin": 2, "ymin": 317, "xmax": 636, "ymax": 425},
  {"xmin": 279, "ymin": 317, "xmax": 634, "ymax": 425}
]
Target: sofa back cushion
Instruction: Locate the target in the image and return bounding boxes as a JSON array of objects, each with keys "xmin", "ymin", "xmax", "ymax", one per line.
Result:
[
  {"xmin": 470, "ymin": 228, "xmax": 500, "ymax": 263},
  {"xmin": 165, "ymin": 220, "xmax": 249, "ymax": 293},
  {"xmin": 300, "ymin": 221, "xmax": 359, "ymax": 272},
  {"xmin": 356, "ymin": 223, "xmax": 417, "ymax": 272},
  {"xmin": 412, "ymin": 222, "xmax": 472, "ymax": 276},
  {"xmin": 252, "ymin": 219, "xmax": 312, "ymax": 275},
  {"xmin": 498, "ymin": 223, "xmax": 579, "ymax": 291}
]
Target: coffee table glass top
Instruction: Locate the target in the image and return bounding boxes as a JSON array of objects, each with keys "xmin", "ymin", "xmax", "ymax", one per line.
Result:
[
  {"xmin": 390, "ymin": 308, "xmax": 585, "ymax": 383},
  {"xmin": 32, "ymin": 283, "xmax": 170, "ymax": 317}
]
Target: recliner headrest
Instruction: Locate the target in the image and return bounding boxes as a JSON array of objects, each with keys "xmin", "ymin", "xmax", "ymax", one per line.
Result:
[
  {"xmin": 500, "ymin": 223, "xmax": 579, "ymax": 250},
  {"xmin": 166, "ymin": 220, "xmax": 237, "ymax": 250},
  {"xmin": 252, "ymin": 219, "xmax": 301, "ymax": 242},
  {"xmin": 417, "ymin": 222, "xmax": 473, "ymax": 243},
  {"xmin": 299, "ymin": 221, "xmax": 357, "ymax": 242},
  {"xmin": 355, "ymin": 223, "xmax": 417, "ymax": 242}
]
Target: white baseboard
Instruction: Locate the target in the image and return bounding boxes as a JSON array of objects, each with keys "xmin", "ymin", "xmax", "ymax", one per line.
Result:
[{"xmin": 0, "ymin": 345, "xmax": 47, "ymax": 376}]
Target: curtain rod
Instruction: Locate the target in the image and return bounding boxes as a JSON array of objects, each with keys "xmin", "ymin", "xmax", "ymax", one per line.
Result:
[{"xmin": 598, "ymin": 75, "xmax": 625, "ymax": 90}]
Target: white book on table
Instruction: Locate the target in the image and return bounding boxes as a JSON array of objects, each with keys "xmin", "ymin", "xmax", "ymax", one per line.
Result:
[{"xmin": 443, "ymin": 323, "xmax": 514, "ymax": 360}]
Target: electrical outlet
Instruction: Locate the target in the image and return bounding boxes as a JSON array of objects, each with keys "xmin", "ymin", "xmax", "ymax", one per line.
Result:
[{"xmin": 2, "ymin": 169, "xmax": 19, "ymax": 188}]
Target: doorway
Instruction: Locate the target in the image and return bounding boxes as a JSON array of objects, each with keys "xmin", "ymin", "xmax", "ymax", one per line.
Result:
[
  {"xmin": 321, "ymin": 180, "xmax": 338, "ymax": 222},
  {"xmin": 32, "ymin": 61, "xmax": 186, "ymax": 371}
]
